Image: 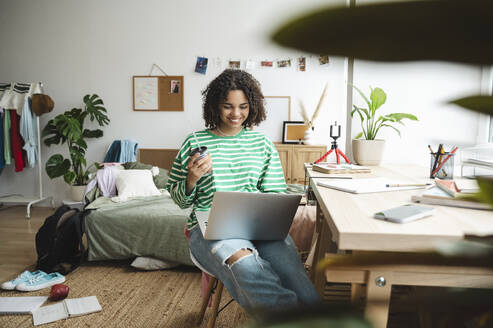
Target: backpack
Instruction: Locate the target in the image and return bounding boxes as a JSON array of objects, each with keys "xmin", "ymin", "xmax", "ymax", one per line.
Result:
[{"xmin": 35, "ymin": 205, "xmax": 87, "ymax": 275}]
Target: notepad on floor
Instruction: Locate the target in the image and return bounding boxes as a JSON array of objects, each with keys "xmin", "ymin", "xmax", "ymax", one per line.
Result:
[
  {"xmin": 317, "ymin": 177, "xmax": 428, "ymax": 194},
  {"xmin": 0, "ymin": 296, "xmax": 48, "ymax": 314},
  {"xmin": 32, "ymin": 296, "xmax": 101, "ymax": 326}
]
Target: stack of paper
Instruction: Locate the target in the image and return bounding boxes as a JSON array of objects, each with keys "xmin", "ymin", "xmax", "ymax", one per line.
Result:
[
  {"xmin": 411, "ymin": 187, "xmax": 491, "ymax": 210},
  {"xmin": 312, "ymin": 163, "xmax": 371, "ymax": 174}
]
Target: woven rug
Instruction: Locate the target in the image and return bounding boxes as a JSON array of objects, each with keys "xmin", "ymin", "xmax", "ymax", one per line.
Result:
[{"xmin": 0, "ymin": 261, "xmax": 249, "ymax": 328}]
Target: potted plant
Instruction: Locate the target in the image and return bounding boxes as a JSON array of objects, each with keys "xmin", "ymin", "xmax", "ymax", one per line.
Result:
[
  {"xmin": 350, "ymin": 85, "xmax": 418, "ymax": 165},
  {"xmin": 42, "ymin": 94, "xmax": 110, "ymax": 201}
]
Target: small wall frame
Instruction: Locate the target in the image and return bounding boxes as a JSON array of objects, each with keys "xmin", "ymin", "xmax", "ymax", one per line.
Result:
[
  {"xmin": 133, "ymin": 75, "xmax": 184, "ymax": 111},
  {"xmin": 282, "ymin": 121, "xmax": 308, "ymax": 144}
]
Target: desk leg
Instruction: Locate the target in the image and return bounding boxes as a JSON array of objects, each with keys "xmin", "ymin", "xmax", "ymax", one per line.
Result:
[
  {"xmin": 312, "ymin": 204, "xmax": 331, "ymax": 295},
  {"xmin": 364, "ymin": 271, "xmax": 392, "ymax": 328}
]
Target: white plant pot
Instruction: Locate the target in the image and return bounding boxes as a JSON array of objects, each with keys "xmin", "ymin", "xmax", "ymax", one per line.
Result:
[
  {"xmin": 70, "ymin": 185, "xmax": 86, "ymax": 202},
  {"xmin": 352, "ymin": 139, "xmax": 385, "ymax": 166},
  {"xmin": 304, "ymin": 127, "xmax": 317, "ymax": 145}
]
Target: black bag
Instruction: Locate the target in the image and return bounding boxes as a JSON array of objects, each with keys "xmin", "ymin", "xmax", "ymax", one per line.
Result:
[{"xmin": 35, "ymin": 205, "xmax": 87, "ymax": 275}]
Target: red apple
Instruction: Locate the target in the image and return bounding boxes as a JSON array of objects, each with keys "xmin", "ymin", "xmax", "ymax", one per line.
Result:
[{"xmin": 49, "ymin": 284, "xmax": 69, "ymax": 301}]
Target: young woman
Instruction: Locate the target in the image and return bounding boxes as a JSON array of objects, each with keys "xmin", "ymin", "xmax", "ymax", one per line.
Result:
[{"xmin": 166, "ymin": 69, "xmax": 320, "ymax": 314}]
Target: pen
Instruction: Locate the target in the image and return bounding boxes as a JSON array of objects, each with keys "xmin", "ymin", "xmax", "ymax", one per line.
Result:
[
  {"xmin": 386, "ymin": 183, "xmax": 432, "ymax": 187},
  {"xmin": 427, "ymin": 145, "xmax": 434, "ymax": 153},
  {"xmin": 431, "ymin": 146, "xmax": 459, "ymax": 177}
]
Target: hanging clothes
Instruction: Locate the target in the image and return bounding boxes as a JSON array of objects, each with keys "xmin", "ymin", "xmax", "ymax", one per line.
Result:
[
  {"xmin": 0, "ymin": 82, "xmax": 31, "ymax": 115},
  {"xmin": 19, "ymin": 97, "xmax": 38, "ymax": 168},
  {"xmin": 3, "ymin": 109, "xmax": 11, "ymax": 165},
  {"xmin": 10, "ymin": 110, "xmax": 24, "ymax": 172},
  {"xmin": 119, "ymin": 139, "xmax": 139, "ymax": 163}
]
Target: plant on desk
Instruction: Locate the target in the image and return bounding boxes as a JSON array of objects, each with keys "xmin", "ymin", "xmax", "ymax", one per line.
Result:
[
  {"xmin": 42, "ymin": 94, "xmax": 110, "ymax": 201},
  {"xmin": 350, "ymin": 84, "xmax": 418, "ymax": 165}
]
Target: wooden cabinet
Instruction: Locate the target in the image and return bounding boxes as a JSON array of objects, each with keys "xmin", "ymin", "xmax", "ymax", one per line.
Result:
[{"xmin": 274, "ymin": 143, "xmax": 327, "ymax": 184}]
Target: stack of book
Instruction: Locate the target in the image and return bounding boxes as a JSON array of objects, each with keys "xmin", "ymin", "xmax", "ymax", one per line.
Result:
[
  {"xmin": 411, "ymin": 178, "xmax": 490, "ymax": 210},
  {"xmin": 312, "ymin": 163, "xmax": 371, "ymax": 174}
]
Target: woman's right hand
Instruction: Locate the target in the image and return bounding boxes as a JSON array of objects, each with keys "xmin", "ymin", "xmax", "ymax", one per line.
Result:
[{"xmin": 186, "ymin": 153, "xmax": 212, "ymax": 195}]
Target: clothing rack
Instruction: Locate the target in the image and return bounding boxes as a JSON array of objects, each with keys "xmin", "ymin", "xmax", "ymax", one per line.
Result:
[{"xmin": 0, "ymin": 82, "xmax": 54, "ymax": 218}]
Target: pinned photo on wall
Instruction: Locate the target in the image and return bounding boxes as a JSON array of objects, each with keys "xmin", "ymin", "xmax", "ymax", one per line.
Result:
[
  {"xmin": 229, "ymin": 60, "xmax": 241, "ymax": 69},
  {"xmin": 261, "ymin": 61, "xmax": 273, "ymax": 67},
  {"xmin": 170, "ymin": 80, "xmax": 180, "ymax": 94},
  {"xmin": 277, "ymin": 59, "xmax": 291, "ymax": 68},
  {"xmin": 298, "ymin": 57, "xmax": 306, "ymax": 72},
  {"xmin": 245, "ymin": 60, "xmax": 255, "ymax": 70},
  {"xmin": 318, "ymin": 55, "xmax": 330, "ymax": 65},
  {"xmin": 195, "ymin": 57, "xmax": 208, "ymax": 75}
]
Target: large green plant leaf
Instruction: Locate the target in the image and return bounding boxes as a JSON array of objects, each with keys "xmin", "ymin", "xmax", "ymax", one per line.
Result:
[
  {"xmin": 63, "ymin": 171, "xmax": 76, "ymax": 185},
  {"xmin": 83, "ymin": 128, "xmax": 103, "ymax": 139},
  {"xmin": 450, "ymin": 95, "xmax": 493, "ymax": 116},
  {"xmin": 271, "ymin": 0, "xmax": 493, "ymax": 65},
  {"xmin": 45, "ymin": 154, "xmax": 71, "ymax": 179},
  {"xmin": 53, "ymin": 115, "xmax": 82, "ymax": 141},
  {"xmin": 385, "ymin": 113, "xmax": 418, "ymax": 122},
  {"xmin": 476, "ymin": 177, "xmax": 493, "ymax": 207},
  {"xmin": 370, "ymin": 87, "xmax": 386, "ymax": 113},
  {"xmin": 41, "ymin": 119, "xmax": 63, "ymax": 146},
  {"xmin": 84, "ymin": 94, "xmax": 109, "ymax": 126}
]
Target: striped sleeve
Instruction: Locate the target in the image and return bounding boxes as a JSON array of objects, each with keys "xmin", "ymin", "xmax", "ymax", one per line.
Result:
[
  {"xmin": 257, "ymin": 137, "xmax": 287, "ymax": 193},
  {"xmin": 165, "ymin": 136, "xmax": 197, "ymax": 209}
]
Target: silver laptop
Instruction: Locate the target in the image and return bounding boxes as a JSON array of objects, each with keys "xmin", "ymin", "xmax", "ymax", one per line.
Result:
[{"xmin": 195, "ymin": 191, "xmax": 302, "ymax": 240}]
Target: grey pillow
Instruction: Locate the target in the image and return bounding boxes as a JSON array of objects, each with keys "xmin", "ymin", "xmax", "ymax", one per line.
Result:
[{"xmin": 123, "ymin": 161, "xmax": 169, "ymax": 189}]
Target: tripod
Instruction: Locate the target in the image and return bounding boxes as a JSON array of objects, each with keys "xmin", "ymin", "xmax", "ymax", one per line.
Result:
[{"xmin": 315, "ymin": 122, "xmax": 351, "ymax": 164}]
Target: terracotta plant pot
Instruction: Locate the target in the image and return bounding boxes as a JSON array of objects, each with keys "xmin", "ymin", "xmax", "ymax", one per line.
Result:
[{"xmin": 352, "ymin": 139, "xmax": 385, "ymax": 165}]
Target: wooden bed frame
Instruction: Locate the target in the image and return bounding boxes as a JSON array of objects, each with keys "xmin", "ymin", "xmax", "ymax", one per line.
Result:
[{"xmin": 138, "ymin": 148, "xmax": 179, "ymax": 170}]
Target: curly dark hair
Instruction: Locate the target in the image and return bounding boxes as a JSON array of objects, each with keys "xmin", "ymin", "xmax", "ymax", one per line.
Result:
[{"xmin": 202, "ymin": 69, "xmax": 266, "ymax": 129}]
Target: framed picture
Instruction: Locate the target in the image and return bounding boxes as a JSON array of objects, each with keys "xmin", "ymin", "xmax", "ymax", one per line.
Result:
[
  {"xmin": 255, "ymin": 96, "xmax": 291, "ymax": 142},
  {"xmin": 282, "ymin": 121, "xmax": 308, "ymax": 144}
]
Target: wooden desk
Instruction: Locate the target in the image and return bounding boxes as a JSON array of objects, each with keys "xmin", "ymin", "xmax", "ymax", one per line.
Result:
[{"xmin": 307, "ymin": 164, "xmax": 493, "ymax": 328}]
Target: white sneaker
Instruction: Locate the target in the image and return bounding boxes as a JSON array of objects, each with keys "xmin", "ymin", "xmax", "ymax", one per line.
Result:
[
  {"xmin": 16, "ymin": 272, "xmax": 65, "ymax": 292},
  {"xmin": 1, "ymin": 270, "xmax": 46, "ymax": 290}
]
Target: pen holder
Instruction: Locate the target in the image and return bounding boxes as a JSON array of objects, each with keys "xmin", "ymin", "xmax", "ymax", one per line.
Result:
[{"xmin": 429, "ymin": 152, "xmax": 455, "ymax": 179}]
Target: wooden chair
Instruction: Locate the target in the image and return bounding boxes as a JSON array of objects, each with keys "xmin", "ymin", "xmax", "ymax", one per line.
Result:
[{"xmin": 190, "ymin": 252, "xmax": 235, "ymax": 328}]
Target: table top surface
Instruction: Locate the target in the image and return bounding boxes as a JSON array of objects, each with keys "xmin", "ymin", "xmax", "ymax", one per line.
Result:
[{"xmin": 307, "ymin": 164, "xmax": 493, "ymax": 252}]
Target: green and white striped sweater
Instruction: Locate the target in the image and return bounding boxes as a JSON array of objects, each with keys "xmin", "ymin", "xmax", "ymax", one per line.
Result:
[{"xmin": 166, "ymin": 128, "xmax": 287, "ymax": 229}]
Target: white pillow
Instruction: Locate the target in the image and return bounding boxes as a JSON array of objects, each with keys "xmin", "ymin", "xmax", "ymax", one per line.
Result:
[
  {"xmin": 130, "ymin": 257, "xmax": 179, "ymax": 270},
  {"xmin": 114, "ymin": 169, "xmax": 161, "ymax": 200}
]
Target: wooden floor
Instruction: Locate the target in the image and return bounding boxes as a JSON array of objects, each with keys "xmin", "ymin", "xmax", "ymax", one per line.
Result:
[{"xmin": 0, "ymin": 205, "xmax": 55, "ymax": 282}]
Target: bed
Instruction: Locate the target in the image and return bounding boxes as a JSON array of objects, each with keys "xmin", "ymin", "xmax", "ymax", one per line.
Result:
[
  {"xmin": 84, "ymin": 148, "xmax": 194, "ymax": 266},
  {"xmin": 84, "ymin": 148, "xmax": 315, "ymax": 267}
]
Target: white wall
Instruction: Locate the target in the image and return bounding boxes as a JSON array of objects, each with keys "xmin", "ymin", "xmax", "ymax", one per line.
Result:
[
  {"xmin": 0, "ymin": 0, "xmax": 347, "ymax": 203},
  {"xmin": 0, "ymin": 0, "xmax": 483, "ymax": 204},
  {"xmin": 352, "ymin": 60, "xmax": 481, "ymax": 165}
]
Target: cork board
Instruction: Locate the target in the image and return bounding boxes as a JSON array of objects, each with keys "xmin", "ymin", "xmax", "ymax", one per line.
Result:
[{"xmin": 133, "ymin": 75, "xmax": 184, "ymax": 111}]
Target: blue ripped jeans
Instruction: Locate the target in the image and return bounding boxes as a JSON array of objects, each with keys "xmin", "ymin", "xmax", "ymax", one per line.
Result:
[{"xmin": 189, "ymin": 225, "xmax": 320, "ymax": 313}]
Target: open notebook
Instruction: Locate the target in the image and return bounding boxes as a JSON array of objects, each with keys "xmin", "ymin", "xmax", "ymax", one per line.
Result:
[
  {"xmin": 316, "ymin": 177, "xmax": 429, "ymax": 194},
  {"xmin": 32, "ymin": 296, "xmax": 101, "ymax": 326}
]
